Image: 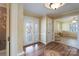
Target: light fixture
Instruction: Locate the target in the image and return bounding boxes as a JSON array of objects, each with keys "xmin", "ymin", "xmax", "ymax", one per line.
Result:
[
  {"xmin": 72, "ymin": 20, "xmax": 77, "ymax": 23},
  {"xmin": 44, "ymin": 3, "xmax": 65, "ymax": 10}
]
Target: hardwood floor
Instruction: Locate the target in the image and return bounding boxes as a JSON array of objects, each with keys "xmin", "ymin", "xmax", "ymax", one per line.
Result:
[
  {"xmin": 24, "ymin": 42, "xmax": 79, "ymax": 56},
  {"xmin": 24, "ymin": 42, "xmax": 45, "ymax": 56},
  {"xmin": 45, "ymin": 42, "xmax": 79, "ymax": 56}
]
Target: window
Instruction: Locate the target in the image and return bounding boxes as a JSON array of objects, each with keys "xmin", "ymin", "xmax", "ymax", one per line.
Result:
[
  {"xmin": 70, "ymin": 22, "xmax": 79, "ymax": 33},
  {"xmin": 24, "ymin": 16, "xmax": 39, "ymax": 45}
]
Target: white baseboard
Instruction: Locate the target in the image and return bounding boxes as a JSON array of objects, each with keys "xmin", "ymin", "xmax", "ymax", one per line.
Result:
[{"xmin": 17, "ymin": 51, "xmax": 25, "ymax": 56}]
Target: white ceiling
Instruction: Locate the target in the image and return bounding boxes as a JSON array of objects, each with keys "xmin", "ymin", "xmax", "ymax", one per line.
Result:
[{"xmin": 23, "ymin": 3, "xmax": 79, "ymax": 18}]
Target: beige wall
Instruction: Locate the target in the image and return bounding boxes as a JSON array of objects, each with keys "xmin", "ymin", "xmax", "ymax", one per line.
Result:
[
  {"xmin": 17, "ymin": 4, "xmax": 24, "ymax": 55},
  {"xmin": 46, "ymin": 17, "xmax": 53, "ymax": 43},
  {"xmin": 10, "ymin": 4, "xmax": 24, "ymax": 56},
  {"xmin": 40, "ymin": 16, "xmax": 47, "ymax": 44}
]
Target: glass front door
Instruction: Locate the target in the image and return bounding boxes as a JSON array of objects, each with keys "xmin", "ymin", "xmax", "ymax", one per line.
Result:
[{"xmin": 24, "ymin": 16, "xmax": 39, "ymax": 45}]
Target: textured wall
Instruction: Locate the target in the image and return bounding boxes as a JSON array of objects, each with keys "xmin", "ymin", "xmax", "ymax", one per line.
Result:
[{"xmin": 0, "ymin": 7, "xmax": 6, "ymax": 50}]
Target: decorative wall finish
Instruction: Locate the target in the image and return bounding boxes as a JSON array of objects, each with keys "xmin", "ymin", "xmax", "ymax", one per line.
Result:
[{"xmin": 0, "ymin": 7, "xmax": 6, "ymax": 50}]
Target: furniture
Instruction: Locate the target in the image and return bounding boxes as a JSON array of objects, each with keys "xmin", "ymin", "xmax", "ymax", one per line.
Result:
[{"xmin": 55, "ymin": 31, "xmax": 77, "ymax": 40}]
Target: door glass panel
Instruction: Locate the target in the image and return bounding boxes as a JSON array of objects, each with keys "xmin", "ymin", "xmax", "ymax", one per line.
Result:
[
  {"xmin": 25, "ymin": 22, "xmax": 32, "ymax": 45},
  {"xmin": 24, "ymin": 17, "xmax": 33, "ymax": 45},
  {"xmin": 34, "ymin": 21, "xmax": 39, "ymax": 43},
  {"xmin": 70, "ymin": 22, "xmax": 79, "ymax": 33},
  {"xmin": 24, "ymin": 17, "xmax": 39, "ymax": 45}
]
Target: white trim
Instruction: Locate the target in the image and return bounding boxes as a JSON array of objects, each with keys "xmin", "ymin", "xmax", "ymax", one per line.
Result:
[{"xmin": 17, "ymin": 51, "xmax": 25, "ymax": 56}]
